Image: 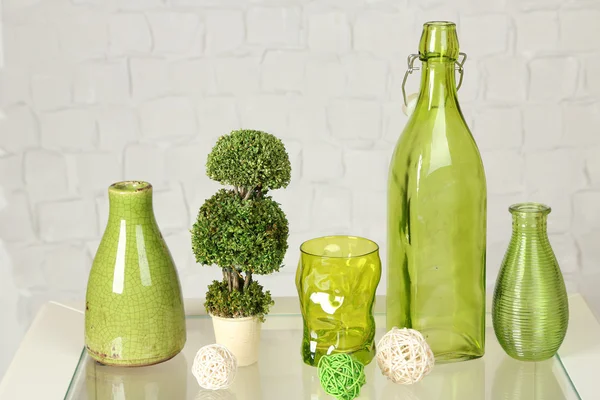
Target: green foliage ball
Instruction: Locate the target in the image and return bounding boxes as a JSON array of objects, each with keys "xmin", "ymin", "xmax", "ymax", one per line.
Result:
[
  {"xmin": 205, "ymin": 279, "xmax": 274, "ymax": 322},
  {"xmin": 206, "ymin": 130, "xmax": 291, "ymax": 190},
  {"xmin": 191, "ymin": 189, "xmax": 289, "ymax": 275}
]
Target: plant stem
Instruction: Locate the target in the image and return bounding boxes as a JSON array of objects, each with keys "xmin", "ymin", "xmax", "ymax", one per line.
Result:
[
  {"xmin": 225, "ymin": 268, "xmax": 232, "ymax": 292},
  {"xmin": 224, "ymin": 267, "xmax": 247, "ymax": 293},
  {"xmin": 244, "ymin": 271, "xmax": 252, "ymax": 290},
  {"xmin": 233, "ymin": 271, "xmax": 240, "ymax": 291},
  {"xmin": 243, "ymin": 189, "xmax": 252, "ymax": 201}
]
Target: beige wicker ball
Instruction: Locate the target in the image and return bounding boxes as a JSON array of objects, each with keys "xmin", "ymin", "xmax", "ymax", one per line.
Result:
[
  {"xmin": 376, "ymin": 327, "xmax": 435, "ymax": 384},
  {"xmin": 192, "ymin": 344, "xmax": 237, "ymax": 390}
]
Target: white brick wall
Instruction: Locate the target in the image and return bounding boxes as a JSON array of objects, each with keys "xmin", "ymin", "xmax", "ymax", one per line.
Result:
[
  {"xmin": 146, "ymin": 12, "xmax": 202, "ymax": 55},
  {"xmin": 248, "ymin": 7, "xmax": 302, "ymax": 46},
  {"xmin": 1, "ymin": 0, "xmax": 600, "ymax": 378},
  {"xmin": 307, "ymin": 11, "xmax": 351, "ymax": 53}
]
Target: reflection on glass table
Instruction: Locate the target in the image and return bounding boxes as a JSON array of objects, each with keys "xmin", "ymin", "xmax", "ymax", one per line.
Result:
[{"xmin": 65, "ymin": 312, "xmax": 580, "ymax": 400}]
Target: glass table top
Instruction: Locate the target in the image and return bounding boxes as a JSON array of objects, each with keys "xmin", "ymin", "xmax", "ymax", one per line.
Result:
[{"xmin": 65, "ymin": 312, "xmax": 580, "ymax": 400}]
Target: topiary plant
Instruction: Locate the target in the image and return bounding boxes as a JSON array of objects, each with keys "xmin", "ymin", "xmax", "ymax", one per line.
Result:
[
  {"xmin": 191, "ymin": 129, "xmax": 291, "ymax": 322},
  {"xmin": 206, "ymin": 129, "xmax": 291, "ymax": 192}
]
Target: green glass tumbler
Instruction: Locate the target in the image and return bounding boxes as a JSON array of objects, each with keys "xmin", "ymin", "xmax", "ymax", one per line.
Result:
[
  {"xmin": 492, "ymin": 203, "xmax": 569, "ymax": 361},
  {"xmin": 296, "ymin": 236, "xmax": 381, "ymax": 366}
]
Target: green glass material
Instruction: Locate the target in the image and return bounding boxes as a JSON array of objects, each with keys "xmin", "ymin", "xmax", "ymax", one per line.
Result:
[
  {"xmin": 492, "ymin": 203, "xmax": 569, "ymax": 361},
  {"xmin": 85, "ymin": 181, "xmax": 186, "ymax": 366},
  {"xmin": 387, "ymin": 21, "xmax": 486, "ymax": 363},
  {"xmin": 296, "ymin": 236, "xmax": 381, "ymax": 367}
]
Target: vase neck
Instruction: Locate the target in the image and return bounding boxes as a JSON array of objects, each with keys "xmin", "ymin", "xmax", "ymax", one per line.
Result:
[
  {"xmin": 509, "ymin": 203, "xmax": 550, "ymax": 235},
  {"xmin": 107, "ymin": 181, "xmax": 154, "ymax": 222},
  {"xmin": 512, "ymin": 214, "xmax": 548, "ymax": 234}
]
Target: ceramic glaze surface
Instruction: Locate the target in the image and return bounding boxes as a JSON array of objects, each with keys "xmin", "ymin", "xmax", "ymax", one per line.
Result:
[
  {"xmin": 296, "ymin": 236, "xmax": 381, "ymax": 367},
  {"xmin": 85, "ymin": 181, "xmax": 186, "ymax": 366}
]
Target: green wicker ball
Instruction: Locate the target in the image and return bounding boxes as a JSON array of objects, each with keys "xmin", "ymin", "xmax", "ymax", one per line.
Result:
[{"xmin": 318, "ymin": 353, "xmax": 366, "ymax": 400}]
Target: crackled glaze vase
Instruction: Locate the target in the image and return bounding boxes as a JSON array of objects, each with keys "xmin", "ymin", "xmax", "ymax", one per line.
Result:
[
  {"xmin": 85, "ymin": 181, "xmax": 186, "ymax": 366},
  {"xmin": 296, "ymin": 236, "xmax": 381, "ymax": 366}
]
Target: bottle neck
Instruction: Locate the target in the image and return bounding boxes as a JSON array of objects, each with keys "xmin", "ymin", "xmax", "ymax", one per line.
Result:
[
  {"xmin": 417, "ymin": 60, "xmax": 459, "ymax": 110},
  {"xmin": 415, "ymin": 21, "xmax": 461, "ymax": 111}
]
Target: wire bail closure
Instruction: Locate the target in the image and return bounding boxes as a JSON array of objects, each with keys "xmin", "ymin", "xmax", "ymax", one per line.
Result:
[{"xmin": 401, "ymin": 52, "xmax": 467, "ymax": 107}]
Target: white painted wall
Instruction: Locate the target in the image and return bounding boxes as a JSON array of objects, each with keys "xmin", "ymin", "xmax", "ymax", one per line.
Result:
[{"xmin": 1, "ymin": 0, "xmax": 599, "ymax": 378}]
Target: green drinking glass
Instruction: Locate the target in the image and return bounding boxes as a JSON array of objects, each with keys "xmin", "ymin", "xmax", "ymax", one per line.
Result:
[
  {"xmin": 296, "ymin": 236, "xmax": 381, "ymax": 367},
  {"xmin": 492, "ymin": 203, "xmax": 569, "ymax": 361}
]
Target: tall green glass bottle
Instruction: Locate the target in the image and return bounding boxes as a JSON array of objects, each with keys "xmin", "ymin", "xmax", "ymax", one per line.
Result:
[{"xmin": 387, "ymin": 21, "xmax": 486, "ymax": 362}]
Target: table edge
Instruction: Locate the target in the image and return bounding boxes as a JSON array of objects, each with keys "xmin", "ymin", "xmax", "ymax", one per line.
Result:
[{"xmin": 1, "ymin": 294, "xmax": 598, "ymax": 400}]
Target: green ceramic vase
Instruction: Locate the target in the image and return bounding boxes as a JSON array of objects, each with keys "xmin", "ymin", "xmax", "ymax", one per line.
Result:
[{"xmin": 85, "ymin": 181, "xmax": 186, "ymax": 366}]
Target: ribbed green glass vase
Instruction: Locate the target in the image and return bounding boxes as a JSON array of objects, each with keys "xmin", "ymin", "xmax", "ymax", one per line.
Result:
[
  {"xmin": 492, "ymin": 203, "xmax": 569, "ymax": 361},
  {"xmin": 387, "ymin": 21, "xmax": 486, "ymax": 363},
  {"xmin": 296, "ymin": 236, "xmax": 381, "ymax": 367}
]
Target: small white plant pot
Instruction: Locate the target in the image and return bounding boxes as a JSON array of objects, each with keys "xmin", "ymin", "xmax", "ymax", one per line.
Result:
[{"xmin": 211, "ymin": 315, "xmax": 262, "ymax": 367}]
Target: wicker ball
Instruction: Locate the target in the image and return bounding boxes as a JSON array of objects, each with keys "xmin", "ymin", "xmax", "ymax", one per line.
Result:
[
  {"xmin": 318, "ymin": 353, "xmax": 366, "ymax": 400},
  {"xmin": 376, "ymin": 327, "xmax": 434, "ymax": 384},
  {"xmin": 192, "ymin": 344, "xmax": 237, "ymax": 390}
]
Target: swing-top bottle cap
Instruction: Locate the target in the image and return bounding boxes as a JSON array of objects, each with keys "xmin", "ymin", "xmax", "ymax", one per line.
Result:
[{"xmin": 419, "ymin": 21, "xmax": 460, "ymax": 61}]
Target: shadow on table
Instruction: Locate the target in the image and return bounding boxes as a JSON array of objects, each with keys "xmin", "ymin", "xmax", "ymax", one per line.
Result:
[
  {"xmin": 83, "ymin": 352, "xmax": 188, "ymax": 399},
  {"xmin": 382, "ymin": 358, "xmax": 485, "ymax": 400},
  {"xmin": 492, "ymin": 357, "xmax": 568, "ymax": 400},
  {"xmin": 195, "ymin": 363, "xmax": 262, "ymax": 400}
]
